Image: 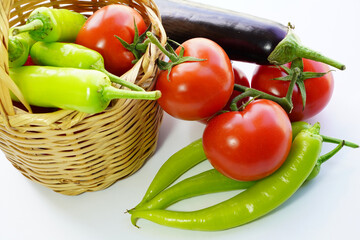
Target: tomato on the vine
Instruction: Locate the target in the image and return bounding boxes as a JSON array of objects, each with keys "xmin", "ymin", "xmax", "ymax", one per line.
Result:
[
  {"xmin": 155, "ymin": 38, "xmax": 234, "ymax": 121},
  {"xmin": 202, "ymin": 99, "xmax": 292, "ymax": 181},
  {"xmin": 251, "ymin": 59, "xmax": 334, "ymax": 121},
  {"xmin": 223, "ymin": 65, "xmax": 250, "ymax": 111},
  {"xmin": 199, "ymin": 65, "xmax": 249, "ymax": 124},
  {"xmin": 75, "ymin": 4, "xmax": 147, "ymax": 76}
]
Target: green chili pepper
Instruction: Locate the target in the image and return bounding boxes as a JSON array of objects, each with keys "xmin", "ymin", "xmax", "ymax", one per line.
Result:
[
  {"xmin": 134, "ymin": 138, "xmax": 207, "ymax": 209},
  {"xmin": 30, "ymin": 41, "xmax": 144, "ymax": 91},
  {"xmin": 8, "ymin": 28, "xmax": 36, "ymax": 68},
  {"xmin": 131, "ymin": 139, "xmax": 347, "ymax": 213},
  {"xmin": 9, "ymin": 66, "xmax": 161, "ymax": 114},
  {"xmin": 132, "ymin": 122, "xmax": 358, "ymax": 212},
  {"xmin": 129, "ymin": 169, "xmax": 256, "ymax": 212},
  {"xmin": 130, "ymin": 124, "xmax": 323, "ymax": 231},
  {"xmin": 12, "ymin": 7, "xmax": 86, "ymax": 42}
]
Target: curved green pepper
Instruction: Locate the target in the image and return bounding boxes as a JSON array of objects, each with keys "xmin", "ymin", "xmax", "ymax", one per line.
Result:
[
  {"xmin": 30, "ymin": 41, "xmax": 144, "ymax": 91},
  {"xmin": 129, "ymin": 169, "xmax": 256, "ymax": 212},
  {"xmin": 130, "ymin": 139, "xmax": 346, "ymax": 213},
  {"xmin": 130, "ymin": 124, "xmax": 323, "ymax": 230},
  {"xmin": 132, "ymin": 122, "xmax": 358, "ymax": 212},
  {"xmin": 9, "ymin": 66, "xmax": 161, "ymax": 114},
  {"xmin": 134, "ymin": 138, "xmax": 207, "ymax": 209},
  {"xmin": 8, "ymin": 28, "xmax": 36, "ymax": 67},
  {"xmin": 12, "ymin": 7, "xmax": 86, "ymax": 42}
]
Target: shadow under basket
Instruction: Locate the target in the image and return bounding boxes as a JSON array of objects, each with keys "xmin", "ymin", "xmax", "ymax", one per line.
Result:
[{"xmin": 0, "ymin": 0, "xmax": 166, "ymax": 195}]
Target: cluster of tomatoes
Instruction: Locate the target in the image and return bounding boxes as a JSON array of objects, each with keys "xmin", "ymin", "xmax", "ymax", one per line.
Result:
[
  {"xmin": 154, "ymin": 37, "xmax": 334, "ymax": 181},
  {"xmin": 40, "ymin": 4, "xmax": 333, "ymax": 182}
]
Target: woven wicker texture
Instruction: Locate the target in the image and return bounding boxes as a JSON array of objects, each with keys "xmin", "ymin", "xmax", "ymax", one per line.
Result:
[{"xmin": 0, "ymin": 0, "xmax": 165, "ymax": 195}]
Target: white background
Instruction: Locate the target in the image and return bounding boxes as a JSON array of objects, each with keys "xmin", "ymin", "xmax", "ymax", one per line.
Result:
[{"xmin": 1, "ymin": 0, "xmax": 360, "ymax": 239}]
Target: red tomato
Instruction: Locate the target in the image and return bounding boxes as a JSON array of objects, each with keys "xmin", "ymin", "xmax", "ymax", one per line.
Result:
[
  {"xmin": 156, "ymin": 38, "xmax": 234, "ymax": 121},
  {"xmin": 202, "ymin": 99, "xmax": 292, "ymax": 181},
  {"xmin": 251, "ymin": 59, "xmax": 334, "ymax": 121},
  {"xmin": 223, "ymin": 65, "xmax": 250, "ymax": 111},
  {"xmin": 75, "ymin": 4, "xmax": 147, "ymax": 76},
  {"xmin": 199, "ymin": 65, "xmax": 249, "ymax": 124},
  {"xmin": 23, "ymin": 55, "xmax": 34, "ymax": 66}
]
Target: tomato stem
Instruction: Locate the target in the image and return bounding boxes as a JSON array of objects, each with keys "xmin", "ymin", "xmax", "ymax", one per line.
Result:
[
  {"xmin": 233, "ymin": 84, "xmax": 292, "ymax": 112},
  {"xmin": 115, "ymin": 20, "xmax": 151, "ymax": 64},
  {"xmin": 146, "ymin": 32, "xmax": 206, "ymax": 79},
  {"xmin": 268, "ymin": 25, "xmax": 346, "ymax": 70},
  {"xmin": 146, "ymin": 32, "xmax": 178, "ymax": 62},
  {"xmin": 232, "ymin": 67, "xmax": 302, "ymax": 113}
]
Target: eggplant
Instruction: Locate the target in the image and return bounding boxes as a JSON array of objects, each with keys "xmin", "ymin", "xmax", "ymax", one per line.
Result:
[
  {"xmin": 155, "ymin": 0, "xmax": 345, "ymax": 70},
  {"xmin": 155, "ymin": 0, "xmax": 287, "ymax": 65}
]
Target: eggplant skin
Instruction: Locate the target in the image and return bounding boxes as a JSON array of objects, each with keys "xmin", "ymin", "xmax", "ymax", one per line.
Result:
[{"xmin": 155, "ymin": 0, "xmax": 288, "ymax": 65}]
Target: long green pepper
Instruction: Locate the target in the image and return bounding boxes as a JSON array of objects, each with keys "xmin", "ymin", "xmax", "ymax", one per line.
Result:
[
  {"xmin": 12, "ymin": 7, "xmax": 86, "ymax": 42},
  {"xmin": 129, "ymin": 169, "xmax": 256, "ymax": 212},
  {"xmin": 132, "ymin": 122, "xmax": 358, "ymax": 212},
  {"xmin": 134, "ymin": 138, "xmax": 207, "ymax": 209},
  {"xmin": 9, "ymin": 66, "xmax": 161, "ymax": 114},
  {"xmin": 130, "ymin": 124, "xmax": 323, "ymax": 231},
  {"xmin": 131, "ymin": 139, "xmax": 346, "ymax": 212},
  {"xmin": 30, "ymin": 42, "xmax": 145, "ymax": 91}
]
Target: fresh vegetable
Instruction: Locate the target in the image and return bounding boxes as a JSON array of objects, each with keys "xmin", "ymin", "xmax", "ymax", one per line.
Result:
[
  {"xmin": 223, "ymin": 65, "xmax": 250, "ymax": 111},
  {"xmin": 12, "ymin": 7, "xmax": 86, "ymax": 42},
  {"xmin": 251, "ymin": 59, "xmax": 334, "ymax": 121},
  {"xmin": 149, "ymin": 35, "xmax": 234, "ymax": 121},
  {"xmin": 156, "ymin": 0, "xmax": 286, "ymax": 64},
  {"xmin": 75, "ymin": 4, "xmax": 147, "ymax": 77},
  {"xmin": 130, "ymin": 121, "xmax": 357, "ymax": 213},
  {"xmin": 23, "ymin": 56, "xmax": 35, "ymax": 66},
  {"xmin": 129, "ymin": 169, "xmax": 256, "ymax": 212},
  {"xmin": 131, "ymin": 141, "xmax": 345, "ymax": 212},
  {"xmin": 130, "ymin": 124, "xmax": 323, "ymax": 231},
  {"xmin": 202, "ymin": 99, "xmax": 292, "ymax": 181},
  {"xmin": 156, "ymin": 0, "xmax": 345, "ymax": 70},
  {"xmin": 8, "ymin": 28, "xmax": 36, "ymax": 68},
  {"xmin": 30, "ymin": 42, "xmax": 144, "ymax": 91},
  {"xmin": 134, "ymin": 138, "xmax": 207, "ymax": 209},
  {"xmin": 9, "ymin": 66, "xmax": 161, "ymax": 114},
  {"xmin": 199, "ymin": 65, "xmax": 250, "ymax": 124}
]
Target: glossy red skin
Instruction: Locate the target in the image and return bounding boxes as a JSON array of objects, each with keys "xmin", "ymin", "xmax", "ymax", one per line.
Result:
[
  {"xmin": 199, "ymin": 65, "xmax": 249, "ymax": 124},
  {"xmin": 202, "ymin": 99, "xmax": 292, "ymax": 181},
  {"xmin": 23, "ymin": 55, "xmax": 34, "ymax": 66},
  {"xmin": 223, "ymin": 65, "xmax": 250, "ymax": 111},
  {"xmin": 75, "ymin": 4, "xmax": 147, "ymax": 76},
  {"xmin": 251, "ymin": 59, "xmax": 334, "ymax": 121},
  {"xmin": 156, "ymin": 38, "xmax": 234, "ymax": 121}
]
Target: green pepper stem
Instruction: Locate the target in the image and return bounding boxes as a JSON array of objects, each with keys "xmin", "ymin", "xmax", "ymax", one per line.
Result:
[
  {"xmin": 321, "ymin": 135, "xmax": 359, "ymax": 148},
  {"xmin": 318, "ymin": 140, "xmax": 345, "ymax": 164},
  {"xmin": 96, "ymin": 67, "xmax": 145, "ymax": 92},
  {"xmin": 12, "ymin": 19, "xmax": 44, "ymax": 36},
  {"xmin": 102, "ymin": 86, "xmax": 161, "ymax": 102},
  {"xmin": 268, "ymin": 27, "xmax": 346, "ymax": 70}
]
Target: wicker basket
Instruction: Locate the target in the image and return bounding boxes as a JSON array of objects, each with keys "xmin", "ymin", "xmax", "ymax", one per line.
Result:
[{"xmin": 0, "ymin": 0, "xmax": 166, "ymax": 195}]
